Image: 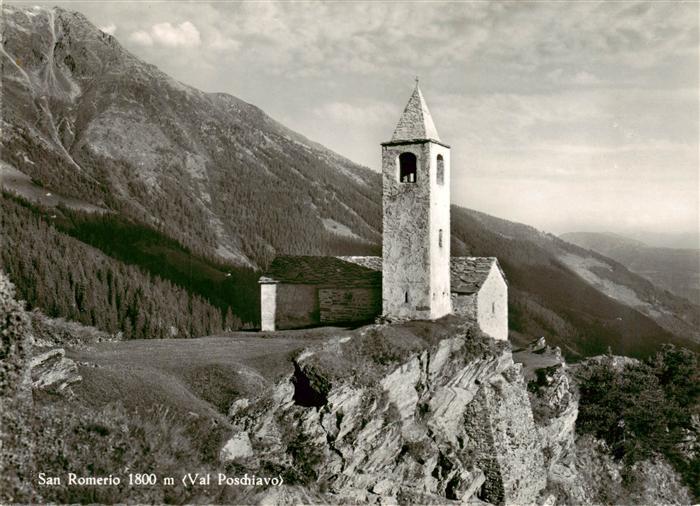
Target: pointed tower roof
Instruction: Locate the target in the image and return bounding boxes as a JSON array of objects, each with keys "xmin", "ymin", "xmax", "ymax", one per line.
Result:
[{"xmin": 391, "ymin": 82, "xmax": 441, "ymax": 142}]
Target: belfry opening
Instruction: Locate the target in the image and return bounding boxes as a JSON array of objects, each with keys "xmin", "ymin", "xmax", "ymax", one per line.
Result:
[{"xmin": 399, "ymin": 152, "xmax": 417, "ymax": 183}]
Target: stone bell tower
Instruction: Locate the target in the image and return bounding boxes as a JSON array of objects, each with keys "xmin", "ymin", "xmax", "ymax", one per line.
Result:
[{"xmin": 381, "ymin": 81, "xmax": 451, "ymax": 320}]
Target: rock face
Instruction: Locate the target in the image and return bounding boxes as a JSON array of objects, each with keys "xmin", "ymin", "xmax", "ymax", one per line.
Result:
[
  {"xmin": 463, "ymin": 366, "xmax": 546, "ymax": 504},
  {"xmin": 29, "ymin": 348, "xmax": 82, "ymax": 393},
  {"xmin": 220, "ymin": 432, "xmax": 255, "ymax": 462},
  {"xmin": 518, "ymin": 341, "xmax": 586, "ymax": 503},
  {"xmin": 229, "ymin": 318, "xmax": 548, "ymax": 504}
]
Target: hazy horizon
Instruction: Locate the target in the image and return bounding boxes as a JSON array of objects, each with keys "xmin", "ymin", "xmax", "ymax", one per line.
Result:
[{"xmin": 16, "ymin": 0, "xmax": 700, "ymax": 245}]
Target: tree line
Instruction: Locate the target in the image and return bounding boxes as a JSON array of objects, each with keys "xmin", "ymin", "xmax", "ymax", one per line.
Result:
[{"xmin": 1, "ymin": 195, "xmax": 241, "ymax": 339}]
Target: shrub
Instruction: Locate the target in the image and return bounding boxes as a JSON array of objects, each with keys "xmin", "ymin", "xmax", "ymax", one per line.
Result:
[
  {"xmin": 31, "ymin": 401, "xmax": 240, "ymax": 504},
  {"xmin": 576, "ymin": 346, "xmax": 699, "ymax": 499}
]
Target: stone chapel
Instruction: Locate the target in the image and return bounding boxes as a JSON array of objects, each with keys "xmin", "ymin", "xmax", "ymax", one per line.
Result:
[{"xmin": 259, "ymin": 83, "xmax": 508, "ymax": 340}]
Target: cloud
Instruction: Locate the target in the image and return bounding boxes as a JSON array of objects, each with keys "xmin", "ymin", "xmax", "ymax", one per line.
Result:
[
  {"xmin": 547, "ymin": 69, "xmax": 602, "ymax": 86},
  {"xmin": 129, "ymin": 30, "xmax": 153, "ymax": 46},
  {"xmin": 312, "ymin": 101, "xmax": 395, "ymax": 127},
  {"xmin": 207, "ymin": 29, "xmax": 240, "ymax": 51},
  {"xmin": 98, "ymin": 23, "xmax": 116, "ymax": 35},
  {"xmin": 54, "ymin": 0, "xmax": 697, "ymax": 235},
  {"xmin": 152, "ymin": 21, "xmax": 200, "ymax": 47},
  {"xmin": 129, "ymin": 21, "xmax": 201, "ymax": 48}
]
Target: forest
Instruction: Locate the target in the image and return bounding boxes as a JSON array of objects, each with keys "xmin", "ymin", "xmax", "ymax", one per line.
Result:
[{"xmin": 0, "ymin": 195, "xmax": 242, "ymax": 339}]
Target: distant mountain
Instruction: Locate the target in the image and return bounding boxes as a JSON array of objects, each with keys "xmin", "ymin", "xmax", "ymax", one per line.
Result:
[
  {"xmin": 561, "ymin": 232, "xmax": 700, "ymax": 305},
  {"xmin": 625, "ymin": 230, "xmax": 700, "ymax": 250},
  {"xmin": 1, "ymin": 5, "xmax": 698, "ymax": 359}
]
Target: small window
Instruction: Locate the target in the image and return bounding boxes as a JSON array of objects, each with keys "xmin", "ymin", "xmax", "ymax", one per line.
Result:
[
  {"xmin": 404, "ymin": 291, "xmax": 409, "ymax": 304},
  {"xmin": 492, "ymin": 302, "xmax": 495, "ymax": 314},
  {"xmin": 399, "ymin": 152, "xmax": 417, "ymax": 183},
  {"xmin": 439, "ymin": 229, "xmax": 443, "ymax": 248},
  {"xmin": 437, "ymin": 154, "xmax": 444, "ymax": 185}
]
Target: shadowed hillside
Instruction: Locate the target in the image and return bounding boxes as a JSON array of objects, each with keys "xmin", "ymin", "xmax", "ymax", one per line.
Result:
[{"xmin": 451, "ymin": 208, "xmax": 700, "ymax": 359}]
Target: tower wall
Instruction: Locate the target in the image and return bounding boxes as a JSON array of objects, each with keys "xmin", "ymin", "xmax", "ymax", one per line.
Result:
[
  {"xmin": 382, "ymin": 140, "xmax": 451, "ymax": 319},
  {"xmin": 428, "ymin": 142, "xmax": 451, "ymax": 319}
]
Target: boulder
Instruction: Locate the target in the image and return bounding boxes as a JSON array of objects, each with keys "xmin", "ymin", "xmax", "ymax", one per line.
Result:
[{"xmin": 29, "ymin": 348, "xmax": 81, "ymax": 393}]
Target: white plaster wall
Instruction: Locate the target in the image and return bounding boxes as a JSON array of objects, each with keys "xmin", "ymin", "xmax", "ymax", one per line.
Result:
[
  {"xmin": 260, "ymin": 283, "xmax": 277, "ymax": 331},
  {"xmin": 382, "ymin": 140, "xmax": 451, "ymax": 320},
  {"xmin": 428, "ymin": 142, "xmax": 451, "ymax": 319},
  {"xmin": 476, "ymin": 264, "xmax": 508, "ymax": 341}
]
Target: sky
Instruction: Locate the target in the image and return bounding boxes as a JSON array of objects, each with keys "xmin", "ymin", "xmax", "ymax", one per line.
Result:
[{"xmin": 19, "ymin": 0, "xmax": 700, "ymax": 242}]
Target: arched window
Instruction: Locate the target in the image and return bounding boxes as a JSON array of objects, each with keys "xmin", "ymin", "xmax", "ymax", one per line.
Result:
[
  {"xmin": 436, "ymin": 154, "xmax": 444, "ymax": 185},
  {"xmin": 399, "ymin": 152, "xmax": 417, "ymax": 183}
]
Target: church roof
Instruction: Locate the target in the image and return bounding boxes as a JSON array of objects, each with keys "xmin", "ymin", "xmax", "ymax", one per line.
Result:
[
  {"xmin": 259, "ymin": 256, "xmax": 381, "ymax": 288},
  {"xmin": 391, "ymin": 83, "xmax": 441, "ymax": 142},
  {"xmin": 450, "ymin": 257, "xmax": 504, "ymax": 294},
  {"xmin": 260, "ymin": 255, "xmax": 505, "ymax": 295}
]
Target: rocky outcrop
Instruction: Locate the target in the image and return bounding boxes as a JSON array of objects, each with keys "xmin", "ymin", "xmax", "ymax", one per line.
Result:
[
  {"xmin": 517, "ymin": 340, "xmax": 586, "ymax": 503},
  {"xmin": 228, "ymin": 318, "xmax": 549, "ymax": 504},
  {"xmin": 220, "ymin": 432, "xmax": 255, "ymax": 462},
  {"xmin": 29, "ymin": 348, "xmax": 82, "ymax": 393},
  {"xmin": 464, "ymin": 365, "xmax": 546, "ymax": 504},
  {"xmin": 521, "ymin": 340, "xmax": 695, "ymax": 505}
]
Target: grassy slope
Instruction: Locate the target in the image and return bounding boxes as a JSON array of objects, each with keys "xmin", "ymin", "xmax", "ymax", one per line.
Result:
[
  {"xmin": 561, "ymin": 231, "xmax": 700, "ymax": 305},
  {"xmin": 66, "ymin": 329, "xmax": 350, "ymax": 417}
]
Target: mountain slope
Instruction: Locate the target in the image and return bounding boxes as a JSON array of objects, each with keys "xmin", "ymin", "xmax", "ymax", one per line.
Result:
[
  {"xmin": 2, "ymin": 5, "xmax": 697, "ymax": 358},
  {"xmin": 1, "ymin": 5, "xmax": 381, "ymax": 268},
  {"xmin": 561, "ymin": 232, "xmax": 700, "ymax": 305},
  {"xmin": 451, "ymin": 208, "xmax": 700, "ymax": 358}
]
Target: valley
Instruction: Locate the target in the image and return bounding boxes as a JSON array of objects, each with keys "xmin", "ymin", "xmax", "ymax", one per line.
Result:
[
  {"xmin": 562, "ymin": 231, "xmax": 700, "ymax": 305},
  {"xmin": 1, "ymin": 3, "xmax": 698, "ymax": 360}
]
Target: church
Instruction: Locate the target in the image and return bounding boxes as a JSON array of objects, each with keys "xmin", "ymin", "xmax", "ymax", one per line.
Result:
[{"xmin": 259, "ymin": 83, "xmax": 508, "ymax": 341}]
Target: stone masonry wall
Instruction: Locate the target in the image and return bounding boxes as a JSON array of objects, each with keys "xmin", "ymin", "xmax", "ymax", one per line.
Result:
[
  {"xmin": 427, "ymin": 141, "xmax": 451, "ymax": 319},
  {"xmin": 452, "ymin": 293, "xmax": 477, "ymax": 321},
  {"xmin": 382, "ymin": 141, "xmax": 451, "ymax": 320},
  {"xmin": 464, "ymin": 364, "xmax": 547, "ymax": 505},
  {"xmin": 319, "ymin": 287, "xmax": 381, "ymax": 324},
  {"xmin": 274, "ymin": 284, "xmax": 319, "ymax": 330}
]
